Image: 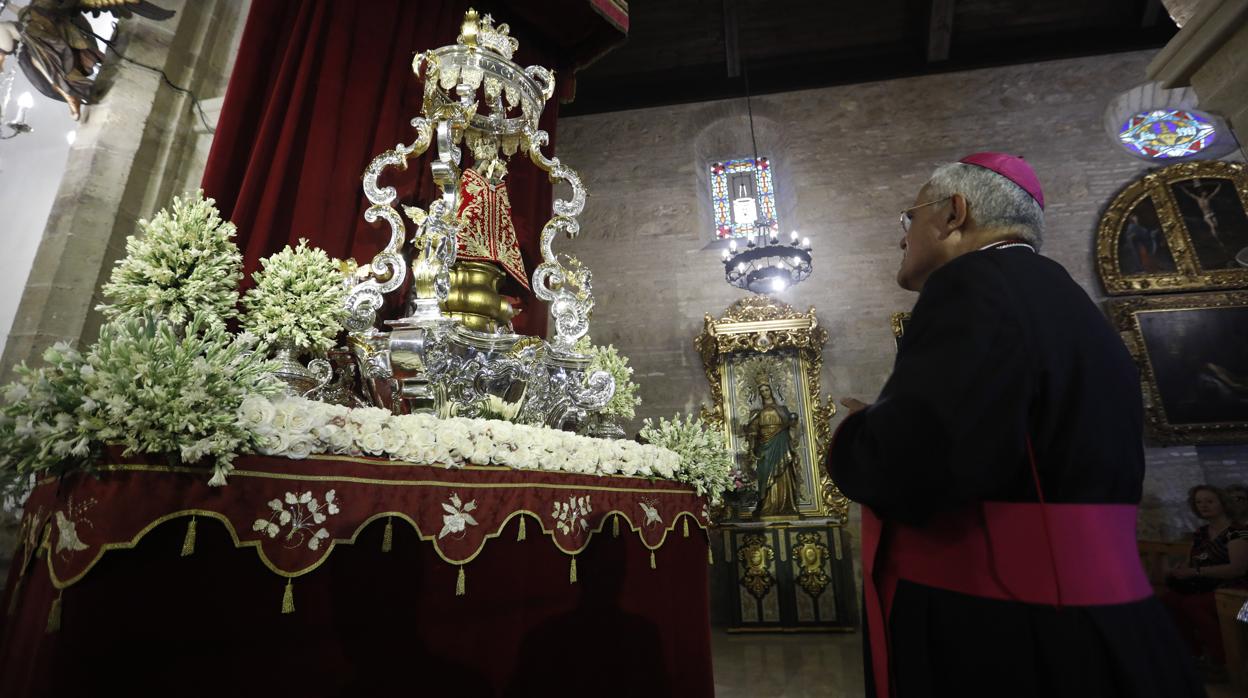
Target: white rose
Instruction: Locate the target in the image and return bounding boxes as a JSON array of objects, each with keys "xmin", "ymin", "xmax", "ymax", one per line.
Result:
[
  {"xmin": 254, "ymin": 428, "xmax": 290, "ymax": 456},
  {"xmin": 271, "ymin": 402, "xmax": 296, "ymax": 430},
  {"xmin": 359, "ymin": 431, "xmax": 386, "ymax": 455},
  {"xmin": 237, "ymin": 395, "xmax": 276, "ymax": 429},
  {"xmin": 328, "ymin": 426, "xmax": 356, "ymax": 454},
  {"xmin": 380, "ymin": 426, "xmax": 407, "ymax": 454},
  {"xmin": 287, "ymin": 406, "xmax": 313, "ymax": 434},
  {"xmin": 286, "ymin": 435, "xmax": 316, "ymax": 460},
  {"xmin": 429, "ymin": 446, "xmax": 457, "ymax": 467}
]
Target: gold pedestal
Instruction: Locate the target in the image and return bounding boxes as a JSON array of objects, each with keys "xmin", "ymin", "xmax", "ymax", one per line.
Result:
[{"xmin": 443, "ymin": 260, "xmax": 516, "ymax": 333}]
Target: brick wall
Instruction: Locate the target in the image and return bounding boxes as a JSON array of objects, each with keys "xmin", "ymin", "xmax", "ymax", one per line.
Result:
[{"xmin": 555, "ymin": 49, "xmax": 1248, "ymax": 542}]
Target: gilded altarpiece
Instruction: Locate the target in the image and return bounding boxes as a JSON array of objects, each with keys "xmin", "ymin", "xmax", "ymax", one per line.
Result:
[{"xmin": 698, "ymin": 296, "xmax": 857, "ymax": 631}]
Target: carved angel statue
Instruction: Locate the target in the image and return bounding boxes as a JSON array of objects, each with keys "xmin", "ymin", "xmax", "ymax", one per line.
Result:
[{"xmin": 0, "ymin": 0, "xmax": 175, "ymax": 120}]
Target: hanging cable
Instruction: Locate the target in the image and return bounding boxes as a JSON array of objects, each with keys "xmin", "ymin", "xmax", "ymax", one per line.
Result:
[{"xmin": 91, "ymin": 30, "xmax": 215, "ymax": 134}]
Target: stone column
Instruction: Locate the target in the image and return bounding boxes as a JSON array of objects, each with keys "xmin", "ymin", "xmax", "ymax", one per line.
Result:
[{"xmin": 0, "ymin": 0, "xmax": 249, "ymax": 382}]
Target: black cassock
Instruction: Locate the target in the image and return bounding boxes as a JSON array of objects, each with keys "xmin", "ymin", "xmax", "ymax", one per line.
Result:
[{"xmin": 829, "ymin": 247, "xmax": 1204, "ymax": 697}]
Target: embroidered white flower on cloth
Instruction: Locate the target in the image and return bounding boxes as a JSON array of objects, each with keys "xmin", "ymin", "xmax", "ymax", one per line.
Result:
[
  {"xmin": 53, "ymin": 495, "xmax": 95, "ymax": 557},
  {"xmin": 553, "ymin": 495, "xmax": 592, "ymax": 536},
  {"xmin": 54, "ymin": 511, "xmax": 88, "ymax": 554},
  {"xmin": 252, "ymin": 489, "xmax": 339, "ymax": 551},
  {"xmin": 439, "ymin": 492, "xmax": 479, "ymax": 539},
  {"xmin": 639, "ymin": 499, "xmax": 663, "ymax": 528}
]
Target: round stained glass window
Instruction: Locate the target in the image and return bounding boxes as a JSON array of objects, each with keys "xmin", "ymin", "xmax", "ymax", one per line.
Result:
[{"xmin": 1118, "ymin": 110, "xmax": 1217, "ymax": 159}]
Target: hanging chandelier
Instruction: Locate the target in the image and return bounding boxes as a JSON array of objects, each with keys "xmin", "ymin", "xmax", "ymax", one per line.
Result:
[
  {"xmin": 0, "ymin": 60, "xmax": 32, "ymax": 140},
  {"xmin": 720, "ymin": 67, "xmax": 812, "ymax": 294},
  {"xmin": 722, "ymin": 228, "xmax": 812, "ymax": 293}
]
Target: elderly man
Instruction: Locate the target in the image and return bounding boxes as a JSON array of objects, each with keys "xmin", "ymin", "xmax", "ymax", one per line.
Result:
[{"xmin": 829, "ymin": 153, "xmax": 1202, "ymax": 697}]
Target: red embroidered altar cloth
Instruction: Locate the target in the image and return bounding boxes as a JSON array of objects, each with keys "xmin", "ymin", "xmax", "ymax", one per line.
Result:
[{"xmin": 0, "ymin": 454, "xmax": 714, "ymax": 697}]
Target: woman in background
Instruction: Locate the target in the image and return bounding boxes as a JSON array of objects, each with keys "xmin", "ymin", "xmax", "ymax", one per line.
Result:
[{"xmin": 1162, "ymin": 485, "xmax": 1248, "ymax": 679}]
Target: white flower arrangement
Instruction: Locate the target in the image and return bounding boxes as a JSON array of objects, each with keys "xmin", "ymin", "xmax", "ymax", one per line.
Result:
[
  {"xmin": 639, "ymin": 413, "xmax": 735, "ymax": 505},
  {"xmin": 80, "ymin": 312, "xmax": 281, "ymax": 486},
  {"xmin": 0, "ymin": 343, "xmax": 98, "ymax": 500},
  {"xmin": 575, "ymin": 336, "xmax": 642, "ymax": 421},
  {"xmin": 236, "ymin": 395, "xmax": 685, "ymax": 481},
  {"xmin": 242, "ymin": 239, "xmax": 348, "ymax": 355},
  {"xmin": 97, "ymin": 191, "xmax": 243, "ymax": 331}
]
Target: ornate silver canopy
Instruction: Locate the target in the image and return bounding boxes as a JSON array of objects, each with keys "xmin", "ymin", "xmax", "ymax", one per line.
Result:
[{"xmin": 342, "ymin": 9, "xmax": 612, "ymax": 431}]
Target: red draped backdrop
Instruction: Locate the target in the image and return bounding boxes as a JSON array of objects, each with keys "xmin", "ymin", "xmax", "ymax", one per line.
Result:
[{"xmin": 201, "ymin": 0, "xmax": 627, "ymax": 337}]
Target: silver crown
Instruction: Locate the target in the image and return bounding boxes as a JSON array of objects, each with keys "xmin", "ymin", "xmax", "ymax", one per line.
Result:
[{"xmin": 459, "ymin": 9, "xmax": 520, "ymax": 60}]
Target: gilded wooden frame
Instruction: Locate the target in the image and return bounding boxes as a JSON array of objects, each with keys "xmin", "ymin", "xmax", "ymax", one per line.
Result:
[
  {"xmin": 1107, "ymin": 291, "xmax": 1248, "ymax": 445},
  {"xmin": 695, "ymin": 296, "xmax": 846, "ymax": 523},
  {"xmin": 890, "ymin": 312, "xmax": 911, "ymax": 346},
  {"xmin": 1098, "ymin": 160, "xmax": 1248, "ymax": 295}
]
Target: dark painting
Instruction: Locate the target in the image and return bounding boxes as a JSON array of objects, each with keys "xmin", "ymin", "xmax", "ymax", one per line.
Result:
[
  {"xmin": 1117, "ymin": 196, "xmax": 1177, "ymax": 275},
  {"xmin": 1138, "ymin": 305, "xmax": 1248, "ymax": 425},
  {"xmin": 1171, "ymin": 178, "xmax": 1248, "ymax": 271}
]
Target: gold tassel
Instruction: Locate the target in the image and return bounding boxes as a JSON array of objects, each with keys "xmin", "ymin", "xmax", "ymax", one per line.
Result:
[
  {"xmin": 708, "ymin": 544, "xmax": 714, "ymax": 565},
  {"xmin": 517, "ymin": 516, "xmax": 526, "ymax": 541},
  {"xmin": 281, "ymin": 579, "xmax": 295, "ymax": 614},
  {"xmin": 381, "ymin": 517, "xmax": 393, "ymax": 553},
  {"xmin": 180, "ymin": 516, "xmax": 197, "ymax": 557},
  {"xmin": 569, "ymin": 556, "xmax": 578, "ymax": 584},
  {"xmin": 650, "ymin": 550, "xmax": 656, "ymax": 569},
  {"xmin": 46, "ymin": 592, "xmax": 62, "ymax": 634},
  {"xmin": 683, "ymin": 518, "xmax": 690, "ymax": 538},
  {"xmin": 612, "ymin": 515, "xmax": 619, "ymax": 538},
  {"xmin": 456, "ymin": 566, "xmax": 466, "ymax": 596}
]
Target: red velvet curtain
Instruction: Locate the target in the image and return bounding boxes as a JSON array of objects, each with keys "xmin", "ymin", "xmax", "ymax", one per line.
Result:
[{"xmin": 201, "ymin": 1, "xmax": 624, "ymax": 337}]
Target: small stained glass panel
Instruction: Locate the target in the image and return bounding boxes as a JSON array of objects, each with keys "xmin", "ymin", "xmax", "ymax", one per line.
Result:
[
  {"xmin": 1118, "ymin": 110, "xmax": 1217, "ymax": 160},
  {"xmin": 710, "ymin": 157, "xmax": 779, "ymax": 239}
]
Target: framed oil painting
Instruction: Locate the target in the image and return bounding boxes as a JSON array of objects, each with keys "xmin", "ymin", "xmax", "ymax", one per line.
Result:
[
  {"xmin": 696, "ymin": 296, "xmax": 844, "ymax": 523},
  {"xmin": 1098, "ymin": 160, "xmax": 1248, "ymax": 295},
  {"xmin": 1108, "ymin": 291, "xmax": 1248, "ymax": 445}
]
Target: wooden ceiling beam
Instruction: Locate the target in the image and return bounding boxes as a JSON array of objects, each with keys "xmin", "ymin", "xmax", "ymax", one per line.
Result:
[
  {"xmin": 927, "ymin": 0, "xmax": 956, "ymax": 62},
  {"xmin": 723, "ymin": 0, "xmax": 741, "ymax": 78}
]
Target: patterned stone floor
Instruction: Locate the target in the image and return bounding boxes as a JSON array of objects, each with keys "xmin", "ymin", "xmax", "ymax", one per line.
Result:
[
  {"xmin": 710, "ymin": 630, "xmax": 1240, "ymax": 697},
  {"xmin": 711, "ymin": 632, "xmax": 864, "ymax": 697}
]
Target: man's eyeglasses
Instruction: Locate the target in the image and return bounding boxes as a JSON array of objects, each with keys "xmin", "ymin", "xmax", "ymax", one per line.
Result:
[{"xmin": 899, "ymin": 196, "xmax": 952, "ymax": 233}]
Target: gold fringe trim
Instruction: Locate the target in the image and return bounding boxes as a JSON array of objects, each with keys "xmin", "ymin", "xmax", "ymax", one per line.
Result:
[
  {"xmin": 569, "ymin": 556, "xmax": 578, "ymax": 584},
  {"xmin": 46, "ymin": 592, "xmax": 62, "ymax": 634},
  {"xmin": 613, "ymin": 515, "xmax": 619, "ymax": 537},
  {"xmin": 708, "ymin": 544, "xmax": 714, "ymax": 565},
  {"xmin": 456, "ymin": 565, "xmax": 466, "ymax": 596},
  {"xmin": 180, "ymin": 516, "xmax": 197, "ymax": 557},
  {"xmin": 381, "ymin": 517, "xmax": 393, "ymax": 553},
  {"xmin": 281, "ymin": 579, "xmax": 295, "ymax": 614},
  {"xmin": 517, "ymin": 516, "xmax": 526, "ymax": 541},
  {"xmin": 683, "ymin": 518, "xmax": 689, "ymax": 537},
  {"xmin": 650, "ymin": 550, "xmax": 656, "ymax": 570}
]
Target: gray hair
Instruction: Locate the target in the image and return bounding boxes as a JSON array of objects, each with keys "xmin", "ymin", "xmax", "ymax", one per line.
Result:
[{"xmin": 926, "ymin": 162, "xmax": 1045, "ymax": 249}]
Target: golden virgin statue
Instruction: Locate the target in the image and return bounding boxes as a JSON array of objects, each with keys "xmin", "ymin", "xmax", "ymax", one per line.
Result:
[{"xmin": 744, "ymin": 381, "xmax": 802, "ymax": 517}]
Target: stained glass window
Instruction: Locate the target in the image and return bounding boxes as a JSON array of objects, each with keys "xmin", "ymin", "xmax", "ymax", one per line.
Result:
[
  {"xmin": 710, "ymin": 157, "xmax": 778, "ymax": 239},
  {"xmin": 1118, "ymin": 110, "xmax": 1217, "ymax": 159}
]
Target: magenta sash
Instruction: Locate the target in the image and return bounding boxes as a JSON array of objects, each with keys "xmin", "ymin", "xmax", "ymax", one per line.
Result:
[{"xmin": 862, "ymin": 502, "xmax": 1153, "ymax": 698}]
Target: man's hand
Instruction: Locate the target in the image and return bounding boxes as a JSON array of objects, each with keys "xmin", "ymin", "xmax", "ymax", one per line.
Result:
[{"xmin": 841, "ymin": 397, "xmax": 868, "ymax": 415}]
